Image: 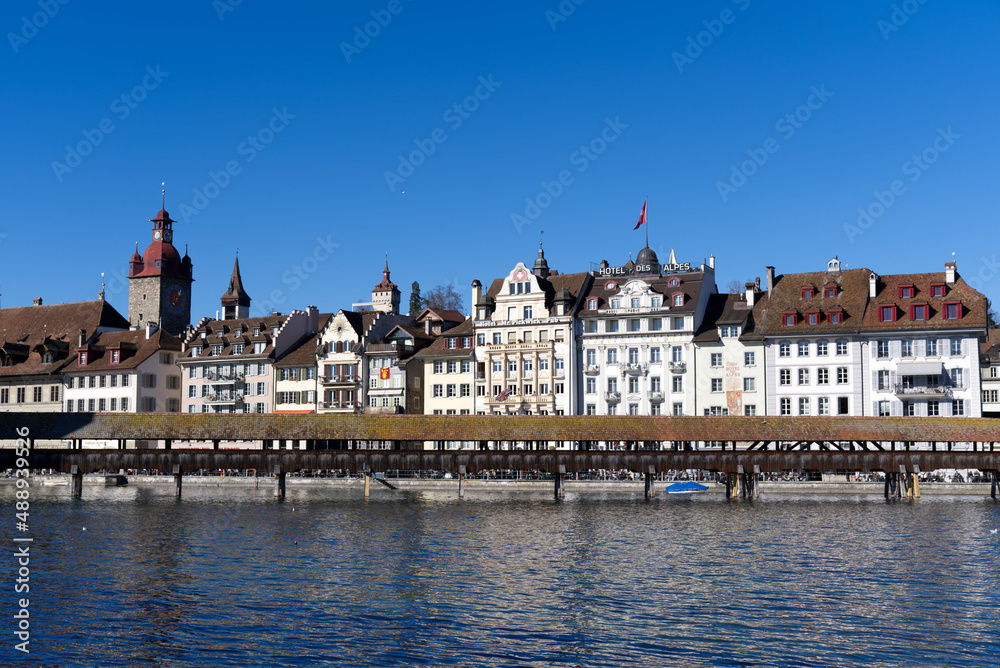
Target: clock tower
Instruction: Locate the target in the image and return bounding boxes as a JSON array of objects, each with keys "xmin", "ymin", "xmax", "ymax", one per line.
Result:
[{"xmin": 127, "ymin": 200, "xmax": 194, "ymax": 336}]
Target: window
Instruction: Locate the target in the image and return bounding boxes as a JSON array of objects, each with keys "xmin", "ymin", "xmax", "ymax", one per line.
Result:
[
  {"xmin": 32, "ymin": 386, "xmax": 42, "ymax": 402},
  {"xmin": 585, "ymin": 349, "xmax": 596, "ymax": 365},
  {"xmin": 672, "ymin": 347, "xmax": 683, "ymax": 363},
  {"xmin": 607, "ymin": 349, "xmax": 618, "ymax": 364},
  {"xmin": 903, "ymin": 400, "xmax": 915, "ymax": 416},
  {"xmin": 588, "ymin": 298, "xmax": 597, "ymax": 310},
  {"xmin": 447, "ymin": 384, "xmax": 456, "ymax": 397},
  {"xmin": 898, "ymin": 285, "xmax": 915, "ymax": 299},
  {"xmin": 650, "ymin": 348, "xmax": 661, "ymax": 363},
  {"xmin": 836, "ymin": 341, "xmax": 848, "ymax": 356},
  {"xmin": 837, "ymin": 367, "xmax": 848, "ymax": 384},
  {"xmin": 627, "ymin": 349, "xmax": 639, "ymax": 365},
  {"xmin": 492, "ymin": 333, "xmax": 502, "ymax": 345},
  {"xmin": 779, "ymin": 342, "xmax": 790, "ymax": 358},
  {"xmin": 89, "ymin": 376, "xmax": 96, "ymax": 388},
  {"xmin": 744, "ymin": 352, "xmax": 755, "ymax": 366},
  {"xmin": 816, "ymin": 341, "xmax": 828, "ymax": 356},
  {"xmin": 931, "ymin": 284, "xmax": 946, "ymax": 297},
  {"xmin": 902, "ymin": 340, "xmax": 914, "ymax": 358},
  {"xmin": 877, "ymin": 370, "xmax": 890, "ymax": 391},
  {"xmin": 586, "ymin": 378, "xmax": 596, "ymax": 394},
  {"xmin": 607, "ymin": 378, "xmax": 618, "ymax": 393},
  {"xmin": 825, "ymin": 286, "xmax": 838, "ymax": 298},
  {"xmin": 79, "ymin": 352, "xmax": 87, "ymax": 366},
  {"xmin": 628, "ymin": 319, "xmax": 641, "ymax": 332},
  {"xmin": 628, "ymin": 377, "xmax": 640, "ymax": 394},
  {"xmin": 447, "ymin": 338, "xmax": 457, "ymax": 349},
  {"xmin": 232, "ymin": 344, "xmax": 244, "ymax": 354},
  {"xmin": 554, "ymin": 383, "xmax": 564, "ymax": 394},
  {"xmin": 610, "ymin": 299, "xmax": 621, "ymax": 309},
  {"xmin": 818, "ymin": 397, "xmax": 830, "ymax": 416},
  {"xmin": 798, "ymin": 369, "xmax": 809, "ymax": 385},
  {"xmin": 492, "ymin": 360, "xmax": 502, "ymax": 373},
  {"xmin": 910, "ymin": 304, "xmax": 928, "ymax": 321},
  {"xmin": 586, "ymin": 404, "xmax": 596, "ymax": 415},
  {"xmin": 950, "ymin": 339, "xmax": 962, "ymax": 356},
  {"xmin": 211, "ymin": 344, "xmax": 224, "ymax": 356},
  {"xmin": 461, "ymin": 360, "xmax": 471, "ymax": 374},
  {"xmin": 927, "ymin": 400, "xmax": 940, "ymax": 416},
  {"xmin": 50, "ymin": 386, "xmax": 59, "ymax": 402},
  {"xmin": 477, "ymin": 333, "xmax": 486, "ymax": 346},
  {"xmin": 780, "ymin": 398, "xmax": 791, "ymax": 415},
  {"xmin": 828, "ymin": 310, "xmax": 843, "ymax": 325},
  {"xmin": 673, "ymin": 294, "xmax": 684, "ymax": 306},
  {"xmin": 879, "ymin": 305, "xmax": 896, "ymax": 322},
  {"xmin": 672, "ymin": 376, "xmax": 683, "ymax": 393},
  {"xmin": 711, "ymin": 353, "xmax": 722, "ymax": 367},
  {"xmin": 817, "ymin": 368, "xmax": 829, "ymax": 385},
  {"xmin": 950, "ymin": 368, "xmax": 963, "ymax": 388},
  {"xmin": 806, "ymin": 311, "xmax": 820, "ymax": 325},
  {"xmin": 433, "ymin": 384, "xmax": 443, "ymax": 398},
  {"xmin": 837, "ymin": 397, "xmax": 849, "ymax": 415},
  {"xmin": 672, "ymin": 403, "xmax": 683, "ymax": 416},
  {"xmin": 650, "ymin": 403, "xmax": 661, "ymax": 416},
  {"xmin": 607, "ymin": 320, "xmax": 619, "ymax": 333},
  {"xmin": 143, "ymin": 374, "xmax": 157, "ymax": 388},
  {"xmin": 798, "ymin": 342, "xmax": 809, "ymax": 357},
  {"xmin": 651, "ymin": 297, "xmax": 661, "ymax": 308},
  {"xmin": 743, "ymin": 377, "xmax": 755, "ymax": 392},
  {"xmin": 433, "ymin": 361, "xmax": 443, "ymax": 374},
  {"xmin": 523, "ymin": 306, "xmax": 533, "ymax": 319},
  {"xmin": 744, "ymin": 405, "xmax": 756, "ymax": 416},
  {"xmin": 927, "ymin": 339, "xmax": 939, "ymax": 356},
  {"xmin": 782, "ymin": 312, "xmax": 797, "ymax": 326},
  {"xmin": 585, "ymin": 320, "xmax": 597, "ymax": 333},
  {"xmin": 111, "ymin": 350, "xmax": 120, "ymax": 364},
  {"xmin": 650, "ymin": 377, "xmax": 661, "ymax": 392},
  {"xmin": 711, "ymin": 378, "xmax": 723, "ymax": 392},
  {"xmin": 650, "ymin": 318, "xmax": 662, "ymax": 331},
  {"xmin": 798, "ymin": 397, "xmax": 810, "ymax": 415},
  {"xmin": 801, "ymin": 287, "xmax": 815, "ymax": 299},
  {"xmin": 876, "ymin": 341, "xmax": 889, "ymax": 358},
  {"xmin": 943, "ymin": 302, "xmax": 961, "ymax": 320},
  {"xmin": 779, "ymin": 369, "xmax": 791, "ymax": 385},
  {"xmin": 671, "ymin": 317, "xmax": 684, "ymax": 330},
  {"xmin": 952, "ymin": 399, "xmax": 965, "ymax": 416},
  {"xmin": 878, "ymin": 400, "xmax": 890, "ymax": 417},
  {"xmin": 447, "ymin": 361, "xmax": 458, "ymax": 374},
  {"xmin": 631, "ymin": 298, "xmax": 640, "ymax": 308},
  {"xmin": 508, "ymin": 360, "xmax": 517, "ymax": 373}
]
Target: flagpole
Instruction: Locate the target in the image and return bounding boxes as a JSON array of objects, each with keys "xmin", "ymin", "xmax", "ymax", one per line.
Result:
[{"xmin": 645, "ymin": 197, "xmax": 648, "ymax": 249}]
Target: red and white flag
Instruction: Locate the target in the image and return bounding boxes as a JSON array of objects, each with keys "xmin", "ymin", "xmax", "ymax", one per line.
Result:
[{"xmin": 633, "ymin": 199, "xmax": 647, "ymax": 230}]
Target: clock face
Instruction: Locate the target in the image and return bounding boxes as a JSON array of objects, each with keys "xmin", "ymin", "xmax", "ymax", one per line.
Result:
[
  {"xmin": 153, "ymin": 230, "xmax": 162, "ymax": 240},
  {"xmin": 163, "ymin": 229, "xmax": 172, "ymax": 243},
  {"xmin": 168, "ymin": 287, "xmax": 184, "ymax": 311}
]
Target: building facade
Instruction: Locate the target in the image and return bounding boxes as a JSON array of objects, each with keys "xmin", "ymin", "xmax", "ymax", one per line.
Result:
[{"xmin": 128, "ymin": 203, "xmax": 193, "ymax": 336}]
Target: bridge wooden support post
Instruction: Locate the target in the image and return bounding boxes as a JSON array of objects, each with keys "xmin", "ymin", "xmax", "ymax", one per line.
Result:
[
  {"xmin": 911, "ymin": 466, "xmax": 920, "ymax": 500},
  {"xmin": 901, "ymin": 465, "xmax": 912, "ymax": 500},
  {"xmin": 70, "ymin": 465, "xmax": 83, "ymax": 498},
  {"xmin": 172, "ymin": 464, "xmax": 182, "ymax": 498},
  {"xmin": 273, "ymin": 466, "xmax": 285, "ymax": 500},
  {"xmin": 364, "ymin": 472, "xmax": 370, "ymax": 498},
  {"xmin": 554, "ymin": 465, "xmax": 565, "ymax": 500},
  {"xmin": 991, "ymin": 471, "xmax": 997, "ymax": 500},
  {"xmin": 737, "ymin": 465, "xmax": 747, "ymax": 499},
  {"xmin": 752, "ymin": 465, "xmax": 762, "ymax": 499},
  {"xmin": 725, "ymin": 472, "xmax": 739, "ymax": 500},
  {"xmin": 458, "ymin": 465, "xmax": 466, "ymax": 499},
  {"xmin": 644, "ymin": 465, "xmax": 656, "ymax": 499}
]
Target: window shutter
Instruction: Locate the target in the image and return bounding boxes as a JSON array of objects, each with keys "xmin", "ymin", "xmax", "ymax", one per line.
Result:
[
  {"xmin": 890, "ymin": 340, "xmax": 901, "ymax": 358},
  {"xmin": 889, "ymin": 371, "xmax": 896, "ymax": 391}
]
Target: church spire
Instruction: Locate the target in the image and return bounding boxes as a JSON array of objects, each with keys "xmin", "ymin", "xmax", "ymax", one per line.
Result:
[{"xmin": 220, "ymin": 255, "xmax": 251, "ymax": 319}]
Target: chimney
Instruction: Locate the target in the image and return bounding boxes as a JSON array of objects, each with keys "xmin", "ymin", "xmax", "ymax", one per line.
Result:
[
  {"xmin": 471, "ymin": 280, "xmax": 482, "ymax": 316},
  {"xmin": 77, "ymin": 329, "xmax": 86, "ymax": 347},
  {"xmin": 945, "ymin": 261, "xmax": 956, "ymax": 285},
  {"xmin": 145, "ymin": 321, "xmax": 159, "ymax": 339},
  {"xmin": 765, "ymin": 266, "xmax": 775, "ymax": 296},
  {"xmin": 745, "ymin": 282, "xmax": 756, "ymax": 308},
  {"xmin": 425, "ymin": 318, "xmax": 432, "ymax": 335},
  {"xmin": 306, "ymin": 305, "xmax": 319, "ymax": 333},
  {"xmin": 869, "ymin": 272, "xmax": 878, "ymax": 298},
  {"xmin": 33, "ymin": 297, "xmax": 43, "ymax": 306},
  {"xmin": 754, "ymin": 277, "xmax": 761, "ymax": 291},
  {"xmin": 708, "ymin": 254, "xmax": 715, "ymax": 269}
]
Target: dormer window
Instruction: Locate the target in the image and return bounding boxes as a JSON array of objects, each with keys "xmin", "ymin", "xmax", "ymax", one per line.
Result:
[
  {"xmin": 828, "ymin": 309, "xmax": 843, "ymax": 324},
  {"xmin": 588, "ymin": 298, "xmax": 597, "ymax": 310},
  {"xmin": 898, "ymin": 285, "xmax": 915, "ymax": 299},
  {"xmin": 879, "ymin": 305, "xmax": 897, "ymax": 322},
  {"xmin": 805, "ymin": 309, "xmax": 820, "ymax": 325},
  {"xmin": 781, "ymin": 311, "xmax": 798, "ymax": 327},
  {"xmin": 824, "ymin": 286, "xmax": 838, "ymax": 298},
  {"xmin": 447, "ymin": 338, "xmax": 457, "ymax": 349},
  {"xmin": 910, "ymin": 304, "xmax": 929, "ymax": 321},
  {"xmin": 651, "ymin": 297, "xmax": 661, "ymax": 308},
  {"xmin": 192, "ymin": 346, "xmax": 203, "ymax": 356},
  {"xmin": 943, "ymin": 302, "xmax": 961, "ymax": 320},
  {"xmin": 668, "ymin": 278, "xmax": 680, "ymax": 287},
  {"xmin": 801, "ymin": 287, "xmax": 815, "ymax": 299},
  {"xmin": 253, "ymin": 327, "xmax": 261, "ymax": 336},
  {"xmin": 211, "ymin": 344, "xmax": 224, "ymax": 356},
  {"xmin": 78, "ymin": 352, "xmax": 87, "ymax": 366},
  {"xmin": 931, "ymin": 283, "xmax": 946, "ymax": 298},
  {"xmin": 232, "ymin": 343, "xmax": 245, "ymax": 354},
  {"xmin": 672, "ymin": 293, "xmax": 684, "ymax": 307},
  {"xmin": 604, "ymin": 281, "xmax": 617, "ymax": 290},
  {"xmin": 111, "ymin": 350, "xmax": 120, "ymax": 364},
  {"xmin": 42, "ymin": 352, "xmax": 53, "ymax": 364}
]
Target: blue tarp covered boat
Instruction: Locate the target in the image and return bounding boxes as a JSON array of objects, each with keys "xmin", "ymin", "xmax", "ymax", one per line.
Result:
[{"xmin": 665, "ymin": 481, "xmax": 709, "ymax": 494}]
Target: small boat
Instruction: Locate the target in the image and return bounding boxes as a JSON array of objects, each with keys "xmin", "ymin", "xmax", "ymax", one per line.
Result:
[
  {"xmin": 665, "ymin": 481, "xmax": 708, "ymax": 494},
  {"xmin": 42, "ymin": 480, "xmax": 69, "ymax": 486}
]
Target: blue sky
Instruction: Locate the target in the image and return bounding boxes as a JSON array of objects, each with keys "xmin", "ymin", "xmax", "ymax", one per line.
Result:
[{"xmin": 2, "ymin": 0, "xmax": 999, "ymax": 320}]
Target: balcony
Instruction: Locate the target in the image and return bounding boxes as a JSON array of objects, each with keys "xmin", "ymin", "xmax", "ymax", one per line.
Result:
[
  {"xmin": 204, "ymin": 371, "xmax": 245, "ymax": 384},
  {"xmin": 668, "ymin": 361, "xmax": 686, "ymax": 373},
  {"xmin": 893, "ymin": 384, "xmax": 953, "ymax": 399},
  {"xmin": 204, "ymin": 392, "xmax": 244, "ymax": 404},
  {"xmin": 583, "ymin": 364, "xmax": 600, "ymax": 376},
  {"xmin": 321, "ymin": 400, "xmax": 359, "ymax": 411},
  {"xmin": 367, "ymin": 405, "xmax": 404, "ymax": 414},
  {"xmin": 605, "ymin": 391, "xmax": 621, "ymax": 404},
  {"xmin": 322, "ymin": 374, "xmax": 358, "ymax": 385},
  {"xmin": 622, "ymin": 363, "xmax": 644, "ymax": 376},
  {"xmin": 649, "ymin": 391, "xmax": 665, "ymax": 403}
]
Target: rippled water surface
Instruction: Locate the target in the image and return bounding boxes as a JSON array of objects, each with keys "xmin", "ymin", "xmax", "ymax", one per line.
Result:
[{"xmin": 2, "ymin": 484, "xmax": 999, "ymax": 667}]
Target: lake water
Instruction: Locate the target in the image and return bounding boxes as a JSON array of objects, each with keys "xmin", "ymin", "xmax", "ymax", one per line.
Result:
[{"xmin": 3, "ymin": 484, "xmax": 999, "ymax": 667}]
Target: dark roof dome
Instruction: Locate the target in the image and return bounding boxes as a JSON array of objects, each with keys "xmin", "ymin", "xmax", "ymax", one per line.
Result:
[{"xmin": 637, "ymin": 246, "xmax": 658, "ymax": 266}]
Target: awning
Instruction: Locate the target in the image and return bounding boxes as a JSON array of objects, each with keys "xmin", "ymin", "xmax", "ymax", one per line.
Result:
[{"xmin": 896, "ymin": 361, "xmax": 943, "ymax": 375}]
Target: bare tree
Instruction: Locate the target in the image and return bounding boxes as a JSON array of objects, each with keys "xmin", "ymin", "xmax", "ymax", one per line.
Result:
[
  {"xmin": 423, "ymin": 283, "xmax": 464, "ymax": 313},
  {"xmin": 724, "ymin": 279, "xmax": 743, "ymax": 294}
]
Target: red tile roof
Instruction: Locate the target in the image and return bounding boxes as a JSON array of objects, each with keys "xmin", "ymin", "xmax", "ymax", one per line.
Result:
[
  {"xmin": 861, "ymin": 271, "xmax": 987, "ymax": 332},
  {"xmin": 61, "ymin": 329, "xmax": 182, "ymax": 373},
  {"xmin": 759, "ymin": 268, "xmax": 872, "ymax": 336}
]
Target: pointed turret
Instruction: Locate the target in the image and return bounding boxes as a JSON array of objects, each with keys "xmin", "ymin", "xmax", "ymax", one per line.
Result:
[
  {"xmin": 221, "ymin": 256, "xmax": 251, "ymax": 320},
  {"xmin": 371, "ymin": 255, "xmax": 401, "ymax": 314},
  {"xmin": 532, "ymin": 242, "xmax": 550, "ymax": 279}
]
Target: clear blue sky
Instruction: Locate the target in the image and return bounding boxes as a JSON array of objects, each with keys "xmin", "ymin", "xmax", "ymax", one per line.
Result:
[{"xmin": 3, "ymin": 0, "xmax": 999, "ymax": 320}]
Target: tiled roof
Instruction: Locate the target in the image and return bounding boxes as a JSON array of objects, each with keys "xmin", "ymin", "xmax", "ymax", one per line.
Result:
[
  {"xmin": 693, "ymin": 293, "xmax": 752, "ymax": 343},
  {"xmin": 274, "ymin": 314, "xmax": 333, "ymax": 367},
  {"xmin": 183, "ymin": 314, "xmax": 289, "ymax": 361},
  {"xmin": 980, "ymin": 328, "xmax": 1000, "ymax": 359},
  {"xmin": 0, "ymin": 299, "xmax": 130, "ymax": 377},
  {"xmin": 578, "ymin": 270, "xmax": 708, "ymax": 315},
  {"xmin": 418, "ymin": 308, "xmax": 465, "ymax": 323},
  {"xmin": 759, "ymin": 268, "xmax": 872, "ymax": 336},
  {"xmin": 413, "ymin": 319, "xmax": 476, "ymax": 359},
  {"xmin": 484, "ymin": 271, "xmax": 591, "ymax": 312},
  {"xmin": 61, "ymin": 329, "xmax": 182, "ymax": 373},
  {"xmin": 861, "ymin": 271, "xmax": 987, "ymax": 332}
]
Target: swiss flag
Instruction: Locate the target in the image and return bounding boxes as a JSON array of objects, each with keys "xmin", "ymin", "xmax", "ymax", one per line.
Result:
[{"xmin": 633, "ymin": 199, "xmax": 647, "ymax": 230}]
